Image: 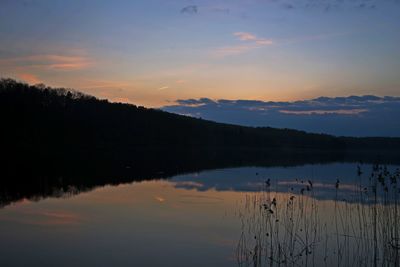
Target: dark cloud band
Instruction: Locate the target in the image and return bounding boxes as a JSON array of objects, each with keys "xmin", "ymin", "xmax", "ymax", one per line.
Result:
[{"xmin": 163, "ymin": 95, "xmax": 400, "ymax": 137}]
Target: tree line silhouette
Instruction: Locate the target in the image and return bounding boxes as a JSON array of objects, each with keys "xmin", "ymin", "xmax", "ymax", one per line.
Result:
[{"xmin": 3, "ymin": 78, "xmax": 398, "ymax": 156}]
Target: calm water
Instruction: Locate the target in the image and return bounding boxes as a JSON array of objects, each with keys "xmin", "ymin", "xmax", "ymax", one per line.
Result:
[{"xmin": 0, "ymin": 163, "xmax": 399, "ymax": 266}]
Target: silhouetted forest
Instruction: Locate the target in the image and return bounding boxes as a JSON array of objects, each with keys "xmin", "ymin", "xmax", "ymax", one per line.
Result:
[{"xmin": 2, "ymin": 78, "xmax": 399, "ymax": 156}]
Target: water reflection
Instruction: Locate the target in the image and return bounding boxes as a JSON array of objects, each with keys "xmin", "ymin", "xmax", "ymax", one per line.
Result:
[
  {"xmin": 1, "ymin": 161, "xmax": 400, "ymax": 266},
  {"xmin": 172, "ymin": 163, "xmax": 400, "ymax": 203},
  {"xmin": 2, "ymin": 148, "xmax": 399, "ymax": 208},
  {"xmin": 0, "ymin": 180, "xmax": 242, "ymax": 266}
]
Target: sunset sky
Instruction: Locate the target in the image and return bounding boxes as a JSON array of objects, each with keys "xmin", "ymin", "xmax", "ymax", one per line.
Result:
[{"xmin": 1, "ymin": 0, "xmax": 399, "ymax": 107}]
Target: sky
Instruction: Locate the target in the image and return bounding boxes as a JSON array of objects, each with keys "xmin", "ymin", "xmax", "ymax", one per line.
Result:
[
  {"xmin": 1, "ymin": 0, "xmax": 400, "ymax": 108},
  {"xmin": 163, "ymin": 95, "xmax": 400, "ymax": 136}
]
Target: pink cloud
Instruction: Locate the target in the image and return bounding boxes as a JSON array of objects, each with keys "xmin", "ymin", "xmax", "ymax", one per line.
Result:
[
  {"xmin": 0, "ymin": 54, "xmax": 92, "ymax": 71},
  {"xmin": 158, "ymin": 86, "xmax": 169, "ymax": 91},
  {"xmin": 17, "ymin": 72, "xmax": 42, "ymax": 84},
  {"xmin": 234, "ymin": 32, "xmax": 257, "ymax": 41},
  {"xmin": 233, "ymin": 32, "xmax": 273, "ymax": 46},
  {"xmin": 214, "ymin": 32, "xmax": 273, "ymax": 57}
]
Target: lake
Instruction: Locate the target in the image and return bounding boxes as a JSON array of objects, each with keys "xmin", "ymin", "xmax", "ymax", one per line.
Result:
[{"xmin": 1, "ymin": 162, "xmax": 399, "ymax": 266}]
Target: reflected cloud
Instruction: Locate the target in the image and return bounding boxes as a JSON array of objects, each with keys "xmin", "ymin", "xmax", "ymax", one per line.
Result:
[
  {"xmin": 13, "ymin": 198, "xmax": 32, "ymax": 206},
  {"xmin": 0, "ymin": 209, "xmax": 81, "ymax": 226},
  {"xmin": 174, "ymin": 181, "xmax": 204, "ymax": 189},
  {"xmin": 277, "ymin": 181, "xmax": 358, "ymax": 191},
  {"xmin": 170, "ymin": 164, "xmax": 400, "ymax": 203},
  {"xmin": 155, "ymin": 196, "xmax": 166, "ymax": 203}
]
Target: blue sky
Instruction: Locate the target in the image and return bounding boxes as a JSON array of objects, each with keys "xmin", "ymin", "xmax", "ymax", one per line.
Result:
[{"xmin": 1, "ymin": 0, "xmax": 399, "ymax": 107}]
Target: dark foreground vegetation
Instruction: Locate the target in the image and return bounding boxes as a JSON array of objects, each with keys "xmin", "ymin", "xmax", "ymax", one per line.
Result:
[{"xmin": 237, "ymin": 165, "xmax": 400, "ymax": 267}]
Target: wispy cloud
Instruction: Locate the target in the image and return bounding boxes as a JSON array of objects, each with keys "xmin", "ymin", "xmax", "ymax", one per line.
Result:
[
  {"xmin": 234, "ymin": 32, "xmax": 258, "ymax": 41},
  {"xmin": 181, "ymin": 5, "xmax": 197, "ymax": 14},
  {"xmin": 234, "ymin": 32, "xmax": 273, "ymax": 45},
  {"xmin": 17, "ymin": 72, "xmax": 41, "ymax": 84},
  {"xmin": 0, "ymin": 54, "xmax": 92, "ymax": 71},
  {"xmin": 214, "ymin": 32, "xmax": 273, "ymax": 57},
  {"xmin": 158, "ymin": 86, "xmax": 169, "ymax": 91}
]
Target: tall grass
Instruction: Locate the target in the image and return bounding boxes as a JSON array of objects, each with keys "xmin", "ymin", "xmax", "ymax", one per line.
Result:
[{"xmin": 236, "ymin": 165, "xmax": 400, "ymax": 267}]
